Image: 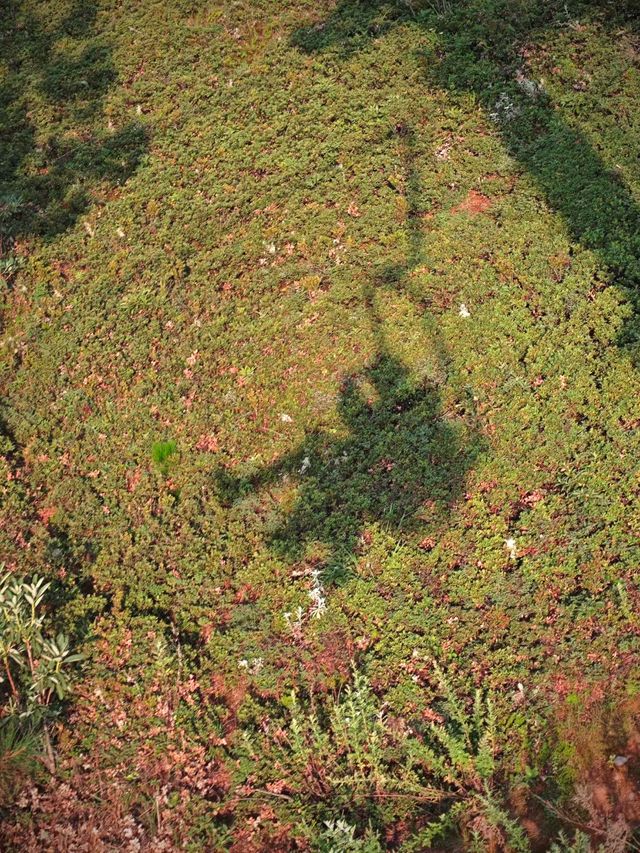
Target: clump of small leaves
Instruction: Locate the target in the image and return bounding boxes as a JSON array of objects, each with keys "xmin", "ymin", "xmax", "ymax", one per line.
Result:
[
  {"xmin": 0, "ymin": 254, "xmax": 24, "ymax": 287},
  {"xmin": 151, "ymin": 439, "xmax": 177, "ymax": 476},
  {"xmin": 316, "ymin": 818, "xmax": 383, "ymax": 853}
]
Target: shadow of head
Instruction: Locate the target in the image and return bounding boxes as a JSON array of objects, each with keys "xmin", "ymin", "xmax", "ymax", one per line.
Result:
[{"xmin": 290, "ymin": 0, "xmax": 640, "ymax": 352}]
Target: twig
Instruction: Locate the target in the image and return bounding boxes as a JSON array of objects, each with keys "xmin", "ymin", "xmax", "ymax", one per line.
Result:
[{"xmin": 531, "ymin": 793, "xmax": 605, "ymax": 837}]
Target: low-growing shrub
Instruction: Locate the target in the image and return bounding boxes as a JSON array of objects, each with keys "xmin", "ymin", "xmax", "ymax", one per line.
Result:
[
  {"xmin": 0, "ymin": 572, "xmax": 81, "ymax": 776},
  {"xmin": 282, "ymin": 665, "xmax": 530, "ymax": 850}
]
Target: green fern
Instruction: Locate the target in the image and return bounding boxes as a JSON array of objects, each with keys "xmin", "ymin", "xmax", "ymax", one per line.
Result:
[{"xmin": 549, "ymin": 830, "xmax": 592, "ymax": 853}]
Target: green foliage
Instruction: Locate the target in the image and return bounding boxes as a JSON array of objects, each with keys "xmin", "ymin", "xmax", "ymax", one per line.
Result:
[
  {"xmin": 1, "ymin": 0, "xmax": 640, "ymax": 846},
  {"xmin": 0, "ymin": 718, "xmax": 40, "ymax": 808},
  {"xmin": 315, "ymin": 819, "xmax": 383, "ymax": 853},
  {"xmin": 286, "ymin": 669, "xmax": 396, "ymax": 800},
  {"xmin": 151, "ymin": 439, "xmax": 178, "ymax": 476},
  {"xmin": 549, "ymin": 831, "xmax": 592, "ymax": 853},
  {"xmin": 284, "ymin": 666, "xmax": 522, "ymax": 847},
  {"xmin": 414, "ymin": 662, "xmax": 497, "ymax": 788},
  {"xmin": 0, "ymin": 571, "xmax": 81, "ymax": 718},
  {"xmin": 0, "ymin": 570, "xmax": 81, "ymax": 811}
]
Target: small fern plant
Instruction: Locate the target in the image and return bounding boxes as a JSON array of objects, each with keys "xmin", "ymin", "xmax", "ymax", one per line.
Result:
[
  {"xmin": 407, "ymin": 662, "xmax": 497, "ymax": 791},
  {"xmin": 287, "ymin": 669, "xmax": 392, "ymax": 800}
]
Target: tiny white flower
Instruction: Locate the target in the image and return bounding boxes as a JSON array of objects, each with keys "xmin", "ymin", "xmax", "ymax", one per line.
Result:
[
  {"xmin": 459, "ymin": 303, "xmax": 471, "ymax": 318},
  {"xmin": 489, "ymin": 92, "xmax": 520, "ymax": 123},
  {"xmin": 238, "ymin": 659, "xmax": 249, "ymax": 669},
  {"xmin": 300, "ymin": 456, "xmax": 311, "ymax": 474},
  {"xmin": 309, "ymin": 569, "xmax": 327, "ymax": 618},
  {"xmin": 280, "ymin": 413, "xmax": 293, "ymax": 423},
  {"xmin": 505, "ymin": 537, "xmax": 517, "ymax": 560},
  {"xmin": 515, "ymin": 70, "xmax": 542, "ymax": 98}
]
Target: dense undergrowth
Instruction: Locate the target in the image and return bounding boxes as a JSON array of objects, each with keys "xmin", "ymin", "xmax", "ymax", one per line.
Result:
[{"xmin": 1, "ymin": 0, "xmax": 640, "ymax": 848}]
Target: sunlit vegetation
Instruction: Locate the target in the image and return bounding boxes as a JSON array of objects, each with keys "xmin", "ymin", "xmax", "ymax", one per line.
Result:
[{"xmin": 2, "ymin": 0, "xmax": 640, "ymax": 847}]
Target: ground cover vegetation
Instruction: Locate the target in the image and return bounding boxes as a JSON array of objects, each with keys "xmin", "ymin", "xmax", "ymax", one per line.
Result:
[{"xmin": 1, "ymin": 0, "xmax": 640, "ymax": 848}]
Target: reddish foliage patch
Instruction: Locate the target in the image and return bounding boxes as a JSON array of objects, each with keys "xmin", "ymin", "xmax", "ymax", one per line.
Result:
[
  {"xmin": 302, "ymin": 628, "xmax": 355, "ymax": 691},
  {"xmin": 0, "ymin": 746, "xmax": 233, "ymax": 852},
  {"xmin": 452, "ymin": 190, "xmax": 493, "ymax": 215}
]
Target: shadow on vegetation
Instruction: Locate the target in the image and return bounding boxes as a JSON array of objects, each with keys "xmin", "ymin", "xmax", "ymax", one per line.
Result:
[
  {"xmin": 0, "ymin": 0, "xmax": 147, "ymax": 250},
  {"xmin": 292, "ymin": 0, "xmax": 640, "ymax": 348},
  {"xmin": 221, "ymin": 0, "xmax": 640, "ymax": 583},
  {"xmin": 217, "ymin": 126, "xmax": 483, "ymax": 582},
  {"xmin": 0, "ymin": 0, "xmax": 129, "ymax": 632}
]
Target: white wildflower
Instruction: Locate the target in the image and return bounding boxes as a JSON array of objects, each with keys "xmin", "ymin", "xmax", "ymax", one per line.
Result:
[
  {"xmin": 489, "ymin": 92, "xmax": 520, "ymax": 123},
  {"xmin": 435, "ymin": 141, "xmax": 452, "ymax": 161},
  {"xmin": 459, "ymin": 303, "xmax": 471, "ymax": 318},
  {"xmin": 505, "ymin": 537, "xmax": 517, "ymax": 560},
  {"xmin": 515, "ymin": 70, "xmax": 542, "ymax": 98},
  {"xmin": 308, "ymin": 568, "xmax": 327, "ymax": 618},
  {"xmin": 284, "ymin": 607, "xmax": 304, "ymax": 637},
  {"xmin": 279, "ymin": 413, "xmax": 293, "ymax": 423},
  {"xmin": 299, "ymin": 456, "xmax": 311, "ymax": 474}
]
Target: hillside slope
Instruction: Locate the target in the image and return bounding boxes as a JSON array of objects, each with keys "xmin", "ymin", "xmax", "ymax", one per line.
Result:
[{"xmin": 2, "ymin": 0, "xmax": 640, "ymax": 848}]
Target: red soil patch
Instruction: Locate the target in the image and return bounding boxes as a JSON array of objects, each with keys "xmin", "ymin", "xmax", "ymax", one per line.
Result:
[{"xmin": 452, "ymin": 189, "xmax": 493, "ymax": 215}]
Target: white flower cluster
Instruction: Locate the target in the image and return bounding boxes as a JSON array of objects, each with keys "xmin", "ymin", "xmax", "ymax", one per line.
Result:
[{"xmin": 308, "ymin": 568, "xmax": 327, "ymax": 618}]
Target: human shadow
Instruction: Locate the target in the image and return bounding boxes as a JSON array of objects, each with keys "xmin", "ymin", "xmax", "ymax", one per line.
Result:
[
  {"xmin": 292, "ymin": 0, "xmax": 640, "ymax": 347},
  {"xmin": 0, "ymin": 0, "xmax": 147, "ymax": 252},
  {"xmin": 217, "ymin": 332, "xmax": 477, "ymax": 583},
  {"xmin": 216, "ymin": 125, "xmax": 482, "ymax": 582}
]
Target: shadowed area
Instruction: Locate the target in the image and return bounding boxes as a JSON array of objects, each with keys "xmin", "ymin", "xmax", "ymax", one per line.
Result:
[
  {"xmin": 292, "ymin": 0, "xmax": 640, "ymax": 348},
  {"xmin": 216, "ymin": 124, "xmax": 483, "ymax": 581},
  {"xmin": 0, "ymin": 0, "xmax": 147, "ymax": 249}
]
